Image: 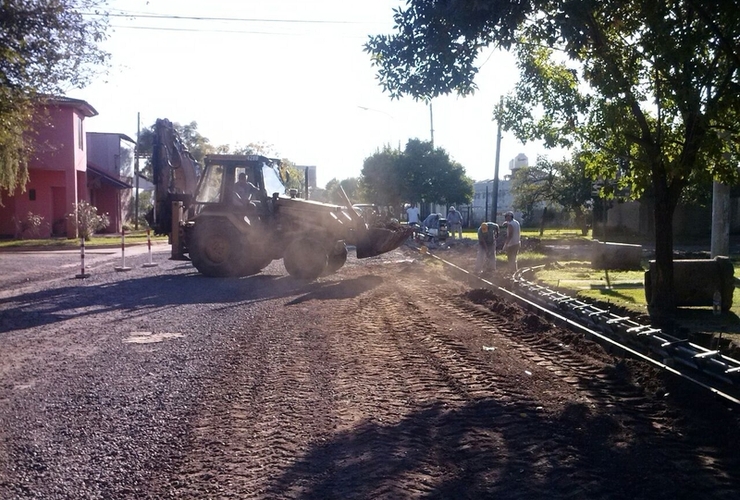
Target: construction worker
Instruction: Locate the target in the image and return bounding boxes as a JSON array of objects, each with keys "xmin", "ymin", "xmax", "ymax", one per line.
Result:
[
  {"xmin": 476, "ymin": 221, "xmax": 499, "ymax": 274},
  {"xmin": 447, "ymin": 206, "xmax": 463, "ymax": 239},
  {"xmin": 234, "ymin": 172, "xmax": 259, "ymax": 206},
  {"xmin": 502, "ymin": 211, "xmax": 521, "ymax": 272}
]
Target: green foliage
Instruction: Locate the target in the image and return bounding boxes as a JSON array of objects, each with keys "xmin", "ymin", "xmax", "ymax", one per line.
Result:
[
  {"xmin": 511, "ymin": 153, "xmax": 594, "ymax": 234},
  {"xmin": 325, "ymin": 177, "xmax": 364, "ymax": 205},
  {"xmin": 0, "ymin": 0, "xmax": 110, "ymax": 197},
  {"xmin": 127, "ymin": 190, "xmax": 153, "ymax": 229},
  {"xmin": 0, "ymin": 98, "xmax": 31, "ymax": 204},
  {"xmin": 366, "ymin": 0, "xmax": 740, "ymax": 316},
  {"xmin": 361, "ymin": 140, "xmax": 473, "ymax": 208},
  {"xmin": 510, "ymin": 158, "xmax": 557, "ymax": 220},
  {"xmin": 361, "ymin": 145, "xmax": 405, "ymax": 206},
  {"xmin": 12, "ymin": 211, "xmax": 48, "ymax": 239},
  {"xmin": 67, "ymin": 200, "xmax": 110, "ymax": 240},
  {"xmin": 279, "ymin": 159, "xmax": 304, "ymax": 193}
]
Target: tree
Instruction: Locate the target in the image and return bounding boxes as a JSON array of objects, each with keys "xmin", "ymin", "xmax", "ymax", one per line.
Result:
[
  {"xmin": 128, "ymin": 189, "xmax": 152, "ymax": 229},
  {"xmin": 361, "ymin": 140, "xmax": 473, "ymax": 209},
  {"xmin": 361, "ymin": 145, "xmax": 405, "ymax": 207},
  {"xmin": 551, "ymin": 153, "xmax": 595, "ymax": 236},
  {"xmin": 366, "ymin": 0, "xmax": 740, "ymax": 322},
  {"xmin": 325, "ymin": 177, "xmax": 364, "ymax": 205},
  {"xmin": 0, "ymin": 0, "xmax": 109, "ymax": 200},
  {"xmin": 510, "ymin": 159, "xmax": 558, "ymax": 234},
  {"xmin": 278, "ymin": 158, "xmax": 305, "ymax": 193},
  {"xmin": 511, "ymin": 154, "xmax": 594, "ymax": 235}
]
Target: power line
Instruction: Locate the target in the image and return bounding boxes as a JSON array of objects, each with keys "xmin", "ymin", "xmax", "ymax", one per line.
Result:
[
  {"xmin": 108, "ymin": 24, "xmax": 302, "ymax": 35},
  {"xmin": 108, "ymin": 23, "xmax": 372, "ymax": 38},
  {"xmin": 85, "ymin": 10, "xmax": 373, "ymax": 25}
]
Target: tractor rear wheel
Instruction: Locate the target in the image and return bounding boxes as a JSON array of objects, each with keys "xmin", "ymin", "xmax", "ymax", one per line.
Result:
[
  {"xmin": 189, "ymin": 218, "xmax": 242, "ymax": 277},
  {"xmin": 283, "ymin": 238, "xmax": 328, "ymax": 280}
]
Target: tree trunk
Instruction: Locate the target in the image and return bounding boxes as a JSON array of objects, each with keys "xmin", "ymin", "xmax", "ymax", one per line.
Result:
[
  {"xmin": 573, "ymin": 206, "xmax": 588, "ymax": 236},
  {"xmin": 539, "ymin": 206, "xmax": 547, "ymax": 236},
  {"xmin": 648, "ymin": 168, "xmax": 682, "ymax": 328},
  {"xmin": 649, "ymin": 201, "xmax": 675, "ymax": 324}
]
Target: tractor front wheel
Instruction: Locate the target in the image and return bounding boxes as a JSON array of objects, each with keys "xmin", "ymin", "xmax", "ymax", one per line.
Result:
[
  {"xmin": 283, "ymin": 238, "xmax": 328, "ymax": 280},
  {"xmin": 325, "ymin": 243, "xmax": 348, "ymax": 275}
]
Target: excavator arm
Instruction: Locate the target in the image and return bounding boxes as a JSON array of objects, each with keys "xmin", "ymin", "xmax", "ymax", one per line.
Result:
[{"xmin": 148, "ymin": 118, "xmax": 200, "ymax": 236}]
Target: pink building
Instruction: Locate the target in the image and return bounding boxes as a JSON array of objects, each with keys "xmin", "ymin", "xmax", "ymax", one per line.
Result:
[{"xmin": 0, "ymin": 96, "xmax": 133, "ymax": 239}]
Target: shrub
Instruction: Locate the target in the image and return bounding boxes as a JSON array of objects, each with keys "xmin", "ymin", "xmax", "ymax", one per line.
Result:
[
  {"xmin": 67, "ymin": 200, "xmax": 110, "ymax": 240},
  {"xmin": 12, "ymin": 212, "xmax": 48, "ymax": 239}
]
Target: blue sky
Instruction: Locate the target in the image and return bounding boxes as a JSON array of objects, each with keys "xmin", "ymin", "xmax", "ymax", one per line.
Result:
[{"xmin": 70, "ymin": 0, "xmax": 557, "ymax": 187}]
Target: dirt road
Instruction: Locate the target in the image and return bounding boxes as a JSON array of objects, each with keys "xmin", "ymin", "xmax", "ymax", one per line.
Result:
[{"xmin": 0, "ymin": 246, "xmax": 739, "ymax": 499}]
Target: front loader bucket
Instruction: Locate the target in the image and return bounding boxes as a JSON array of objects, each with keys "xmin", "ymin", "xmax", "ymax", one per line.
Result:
[{"xmin": 355, "ymin": 225, "xmax": 414, "ymax": 259}]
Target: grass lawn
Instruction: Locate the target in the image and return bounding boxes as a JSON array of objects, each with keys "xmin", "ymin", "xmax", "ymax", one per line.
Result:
[
  {"xmin": 0, "ymin": 230, "xmax": 169, "ymax": 249},
  {"xmin": 462, "ymin": 227, "xmax": 593, "ymax": 241},
  {"xmin": 528, "ymin": 255, "xmax": 740, "ymax": 346}
]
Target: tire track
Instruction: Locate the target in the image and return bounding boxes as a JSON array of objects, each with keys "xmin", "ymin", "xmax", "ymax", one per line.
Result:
[
  {"xmin": 264, "ymin": 269, "xmax": 608, "ymax": 498},
  {"xmin": 166, "ymin": 309, "xmax": 340, "ymax": 498},
  {"xmin": 156, "ymin": 256, "xmax": 740, "ymax": 499}
]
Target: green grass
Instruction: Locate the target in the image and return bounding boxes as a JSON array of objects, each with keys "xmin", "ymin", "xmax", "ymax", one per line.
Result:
[
  {"xmin": 529, "ymin": 260, "xmax": 740, "ymax": 337},
  {"xmin": 520, "ymin": 228, "xmax": 592, "ymax": 240},
  {"xmin": 461, "ymin": 227, "xmax": 592, "ymax": 241},
  {"xmin": 0, "ymin": 230, "xmax": 168, "ymax": 249}
]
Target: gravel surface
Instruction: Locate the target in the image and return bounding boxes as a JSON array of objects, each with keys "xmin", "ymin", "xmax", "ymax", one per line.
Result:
[{"xmin": 1, "ymin": 243, "xmax": 739, "ymax": 499}]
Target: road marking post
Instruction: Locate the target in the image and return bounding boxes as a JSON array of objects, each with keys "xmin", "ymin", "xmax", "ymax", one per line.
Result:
[
  {"xmin": 114, "ymin": 228, "xmax": 132, "ymax": 272},
  {"xmin": 75, "ymin": 237, "xmax": 90, "ymax": 279},
  {"xmin": 143, "ymin": 228, "xmax": 158, "ymax": 268}
]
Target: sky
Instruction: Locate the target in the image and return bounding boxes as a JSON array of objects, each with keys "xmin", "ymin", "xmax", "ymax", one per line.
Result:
[{"xmin": 69, "ymin": 0, "xmax": 558, "ymax": 188}]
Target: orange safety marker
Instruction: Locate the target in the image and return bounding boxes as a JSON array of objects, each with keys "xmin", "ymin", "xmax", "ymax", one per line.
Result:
[
  {"xmin": 114, "ymin": 228, "xmax": 132, "ymax": 272},
  {"xmin": 75, "ymin": 237, "xmax": 90, "ymax": 279},
  {"xmin": 143, "ymin": 228, "xmax": 158, "ymax": 268}
]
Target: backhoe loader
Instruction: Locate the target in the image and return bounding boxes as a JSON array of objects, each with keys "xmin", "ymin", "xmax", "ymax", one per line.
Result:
[{"xmin": 146, "ymin": 118, "xmax": 412, "ymax": 279}]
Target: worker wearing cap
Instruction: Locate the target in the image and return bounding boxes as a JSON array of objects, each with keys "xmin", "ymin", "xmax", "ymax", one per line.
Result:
[
  {"xmin": 447, "ymin": 206, "xmax": 463, "ymax": 239},
  {"xmin": 476, "ymin": 221, "xmax": 499, "ymax": 274},
  {"xmin": 502, "ymin": 211, "xmax": 521, "ymax": 272}
]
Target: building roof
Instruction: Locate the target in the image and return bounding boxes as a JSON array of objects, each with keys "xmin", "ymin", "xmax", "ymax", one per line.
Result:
[
  {"xmin": 42, "ymin": 95, "xmax": 98, "ymax": 117},
  {"xmin": 87, "ymin": 164, "xmax": 132, "ymax": 189},
  {"xmin": 87, "ymin": 131, "xmax": 136, "ymax": 144}
]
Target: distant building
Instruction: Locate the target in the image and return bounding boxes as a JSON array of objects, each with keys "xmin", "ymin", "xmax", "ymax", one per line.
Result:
[
  {"xmin": 86, "ymin": 132, "xmax": 137, "ymax": 233},
  {"xmin": 460, "ymin": 153, "xmax": 528, "ymax": 226},
  {"xmin": 509, "ymin": 153, "xmax": 528, "ymax": 172}
]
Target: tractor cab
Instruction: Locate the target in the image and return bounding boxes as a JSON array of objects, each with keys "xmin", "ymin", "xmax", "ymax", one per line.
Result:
[{"xmin": 191, "ymin": 155, "xmax": 286, "ymax": 216}]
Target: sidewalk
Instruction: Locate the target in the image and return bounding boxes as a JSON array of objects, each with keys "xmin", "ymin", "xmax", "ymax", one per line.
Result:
[{"xmin": 0, "ymin": 241, "xmax": 172, "ymax": 290}]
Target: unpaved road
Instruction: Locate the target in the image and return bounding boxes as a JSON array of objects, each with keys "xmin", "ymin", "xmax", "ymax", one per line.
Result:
[{"xmin": 1, "ymin": 245, "xmax": 739, "ymax": 499}]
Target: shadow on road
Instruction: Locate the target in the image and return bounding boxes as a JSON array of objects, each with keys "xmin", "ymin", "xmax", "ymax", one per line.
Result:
[
  {"xmin": 264, "ymin": 396, "xmax": 740, "ymax": 499},
  {"xmin": 0, "ymin": 272, "xmax": 384, "ymax": 335},
  {"xmin": 286, "ymin": 275, "xmax": 384, "ymax": 305}
]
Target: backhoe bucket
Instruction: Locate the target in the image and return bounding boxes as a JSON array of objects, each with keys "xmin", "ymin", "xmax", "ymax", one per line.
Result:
[{"xmin": 355, "ymin": 225, "xmax": 414, "ymax": 259}]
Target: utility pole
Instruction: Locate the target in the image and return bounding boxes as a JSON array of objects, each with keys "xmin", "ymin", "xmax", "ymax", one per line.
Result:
[
  {"xmin": 429, "ymin": 102, "xmax": 434, "ymax": 148},
  {"xmin": 492, "ymin": 98, "xmax": 503, "ymax": 222},
  {"xmin": 484, "ymin": 185, "xmax": 489, "ymax": 222},
  {"xmin": 134, "ymin": 112, "xmax": 140, "ymax": 230}
]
